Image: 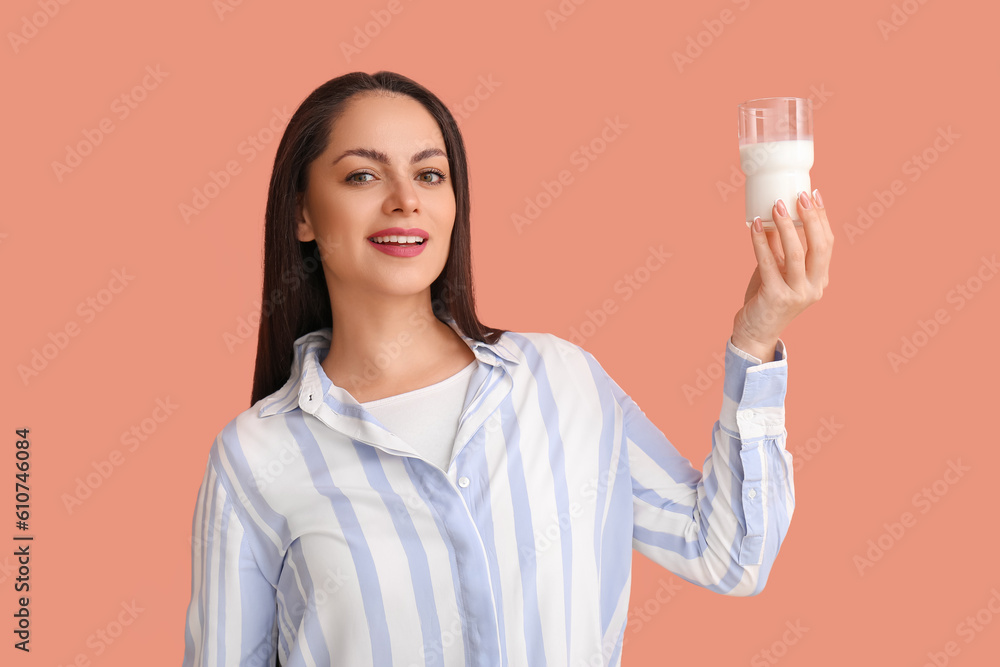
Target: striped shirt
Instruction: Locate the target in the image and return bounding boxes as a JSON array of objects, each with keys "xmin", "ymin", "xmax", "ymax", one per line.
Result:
[{"xmin": 182, "ymin": 317, "xmax": 793, "ymax": 666}]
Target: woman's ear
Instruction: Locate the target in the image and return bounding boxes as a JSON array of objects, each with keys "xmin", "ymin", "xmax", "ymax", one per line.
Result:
[{"xmin": 295, "ymin": 193, "xmax": 315, "ymax": 243}]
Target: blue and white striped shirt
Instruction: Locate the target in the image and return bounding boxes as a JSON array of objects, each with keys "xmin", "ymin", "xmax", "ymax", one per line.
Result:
[{"xmin": 182, "ymin": 318, "xmax": 792, "ymax": 666}]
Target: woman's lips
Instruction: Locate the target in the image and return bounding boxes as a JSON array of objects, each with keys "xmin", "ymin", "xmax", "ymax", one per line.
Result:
[{"xmin": 367, "ymin": 237, "xmax": 427, "ymax": 257}]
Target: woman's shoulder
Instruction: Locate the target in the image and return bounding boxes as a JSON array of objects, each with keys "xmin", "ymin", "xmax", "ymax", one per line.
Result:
[
  {"xmin": 206, "ymin": 397, "xmax": 296, "ymax": 471},
  {"xmin": 500, "ymin": 328, "xmax": 596, "ymax": 364},
  {"xmin": 499, "ymin": 329, "xmax": 626, "ymax": 413}
]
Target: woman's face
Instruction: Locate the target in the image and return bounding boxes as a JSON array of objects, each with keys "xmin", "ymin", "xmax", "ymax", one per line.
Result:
[{"xmin": 296, "ymin": 93, "xmax": 456, "ymax": 300}]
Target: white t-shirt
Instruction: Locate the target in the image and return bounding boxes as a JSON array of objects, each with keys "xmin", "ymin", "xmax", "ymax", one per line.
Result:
[{"xmin": 359, "ymin": 359, "xmax": 478, "ymax": 472}]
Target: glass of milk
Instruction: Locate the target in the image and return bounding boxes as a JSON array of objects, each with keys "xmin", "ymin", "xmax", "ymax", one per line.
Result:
[{"xmin": 737, "ymin": 97, "xmax": 813, "ymax": 231}]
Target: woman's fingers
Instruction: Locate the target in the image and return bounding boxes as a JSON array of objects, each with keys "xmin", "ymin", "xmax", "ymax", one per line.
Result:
[
  {"xmin": 772, "ymin": 197, "xmax": 807, "ymax": 288},
  {"xmin": 750, "ymin": 216, "xmax": 784, "ymax": 288},
  {"xmin": 798, "ymin": 189, "xmax": 833, "ymax": 288}
]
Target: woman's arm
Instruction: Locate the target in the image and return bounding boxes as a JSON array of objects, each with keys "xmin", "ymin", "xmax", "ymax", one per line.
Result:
[
  {"xmin": 611, "ymin": 336, "xmax": 792, "ymax": 596},
  {"xmin": 182, "ymin": 453, "xmax": 279, "ymax": 666}
]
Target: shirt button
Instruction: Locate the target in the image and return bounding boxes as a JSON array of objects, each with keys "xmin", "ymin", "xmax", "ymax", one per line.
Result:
[
  {"xmin": 748, "ymin": 488, "xmax": 757, "ymax": 499},
  {"xmin": 458, "ymin": 476, "xmax": 470, "ymax": 488}
]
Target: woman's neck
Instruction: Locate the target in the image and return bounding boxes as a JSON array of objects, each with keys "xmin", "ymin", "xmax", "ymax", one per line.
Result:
[{"xmin": 320, "ymin": 301, "xmax": 475, "ymax": 402}]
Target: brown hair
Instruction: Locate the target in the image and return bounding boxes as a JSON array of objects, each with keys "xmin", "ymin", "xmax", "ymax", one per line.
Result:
[{"xmin": 249, "ymin": 71, "xmax": 506, "ymax": 407}]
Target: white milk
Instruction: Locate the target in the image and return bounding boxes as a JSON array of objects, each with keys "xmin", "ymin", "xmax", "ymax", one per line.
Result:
[{"xmin": 739, "ymin": 139, "xmax": 813, "ymax": 227}]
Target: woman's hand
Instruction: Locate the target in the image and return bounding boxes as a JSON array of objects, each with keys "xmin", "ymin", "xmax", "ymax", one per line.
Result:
[{"xmin": 730, "ymin": 189, "xmax": 834, "ymax": 362}]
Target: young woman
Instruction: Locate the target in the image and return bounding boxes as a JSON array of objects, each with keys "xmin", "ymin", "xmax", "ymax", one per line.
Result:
[{"xmin": 182, "ymin": 71, "xmax": 832, "ymax": 667}]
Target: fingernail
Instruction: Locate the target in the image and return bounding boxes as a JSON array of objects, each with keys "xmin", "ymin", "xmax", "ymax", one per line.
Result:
[
  {"xmin": 753, "ymin": 216, "xmax": 762, "ymax": 232},
  {"xmin": 774, "ymin": 198, "xmax": 787, "ymax": 217},
  {"xmin": 812, "ymin": 188, "xmax": 824, "ymax": 208},
  {"xmin": 798, "ymin": 191, "xmax": 812, "ymax": 210}
]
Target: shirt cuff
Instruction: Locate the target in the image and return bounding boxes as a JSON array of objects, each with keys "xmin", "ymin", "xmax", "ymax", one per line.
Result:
[
  {"xmin": 727, "ymin": 337, "xmax": 788, "ymax": 366},
  {"xmin": 722, "ymin": 336, "xmax": 788, "ymax": 438}
]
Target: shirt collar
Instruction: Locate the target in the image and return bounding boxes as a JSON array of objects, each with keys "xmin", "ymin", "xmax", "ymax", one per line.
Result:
[{"xmin": 257, "ymin": 316, "xmax": 518, "ymax": 418}]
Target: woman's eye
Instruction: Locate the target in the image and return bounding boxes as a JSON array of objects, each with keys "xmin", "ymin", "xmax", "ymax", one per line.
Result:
[
  {"xmin": 347, "ymin": 172, "xmax": 375, "ymax": 184},
  {"xmin": 346, "ymin": 170, "xmax": 447, "ymax": 185},
  {"xmin": 419, "ymin": 171, "xmax": 446, "ymax": 184}
]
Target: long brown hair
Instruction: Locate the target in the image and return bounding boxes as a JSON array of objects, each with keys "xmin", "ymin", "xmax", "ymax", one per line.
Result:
[{"xmin": 250, "ymin": 71, "xmax": 506, "ymax": 407}]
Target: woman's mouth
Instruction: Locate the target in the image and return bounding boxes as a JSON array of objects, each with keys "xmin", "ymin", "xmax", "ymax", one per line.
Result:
[
  {"xmin": 368, "ymin": 235, "xmax": 425, "ymax": 247},
  {"xmin": 367, "ymin": 235, "xmax": 428, "ymax": 257}
]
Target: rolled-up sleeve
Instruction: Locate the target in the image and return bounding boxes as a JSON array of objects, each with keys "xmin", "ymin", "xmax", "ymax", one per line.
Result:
[
  {"xmin": 182, "ymin": 453, "xmax": 279, "ymax": 666},
  {"xmin": 611, "ymin": 337, "xmax": 793, "ymax": 596}
]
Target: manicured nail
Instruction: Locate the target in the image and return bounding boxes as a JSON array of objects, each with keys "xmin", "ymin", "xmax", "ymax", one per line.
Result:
[
  {"xmin": 753, "ymin": 216, "xmax": 762, "ymax": 232},
  {"xmin": 798, "ymin": 191, "xmax": 812, "ymax": 210},
  {"xmin": 774, "ymin": 198, "xmax": 787, "ymax": 217},
  {"xmin": 812, "ymin": 188, "xmax": 824, "ymax": 208}
]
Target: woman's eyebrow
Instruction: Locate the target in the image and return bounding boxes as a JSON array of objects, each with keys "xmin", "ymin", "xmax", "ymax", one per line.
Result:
[{"xmin": 332, "ymin": 147, "xmax": 446, "ymax": 166}]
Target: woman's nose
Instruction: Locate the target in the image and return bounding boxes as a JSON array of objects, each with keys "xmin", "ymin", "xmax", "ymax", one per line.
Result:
[{"xmin": 384, "ymin": 175, "xmax": 420, "ymax": 212}]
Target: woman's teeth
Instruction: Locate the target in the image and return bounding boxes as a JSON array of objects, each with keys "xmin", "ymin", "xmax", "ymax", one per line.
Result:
[{"xmin": 370, "ymin": 235, "xmax": 425, "ymax": 245}]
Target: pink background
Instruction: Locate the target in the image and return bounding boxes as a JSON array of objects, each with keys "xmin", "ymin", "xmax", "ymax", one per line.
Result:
[{"xmin": 3, "ymin": 0, "xmax": 997, "ymax": 664}]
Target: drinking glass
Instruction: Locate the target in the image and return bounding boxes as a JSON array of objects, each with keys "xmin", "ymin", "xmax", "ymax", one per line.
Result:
[{"xmin": 737, "ymin": 97, "xmax": 814, "ymax": 230}]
